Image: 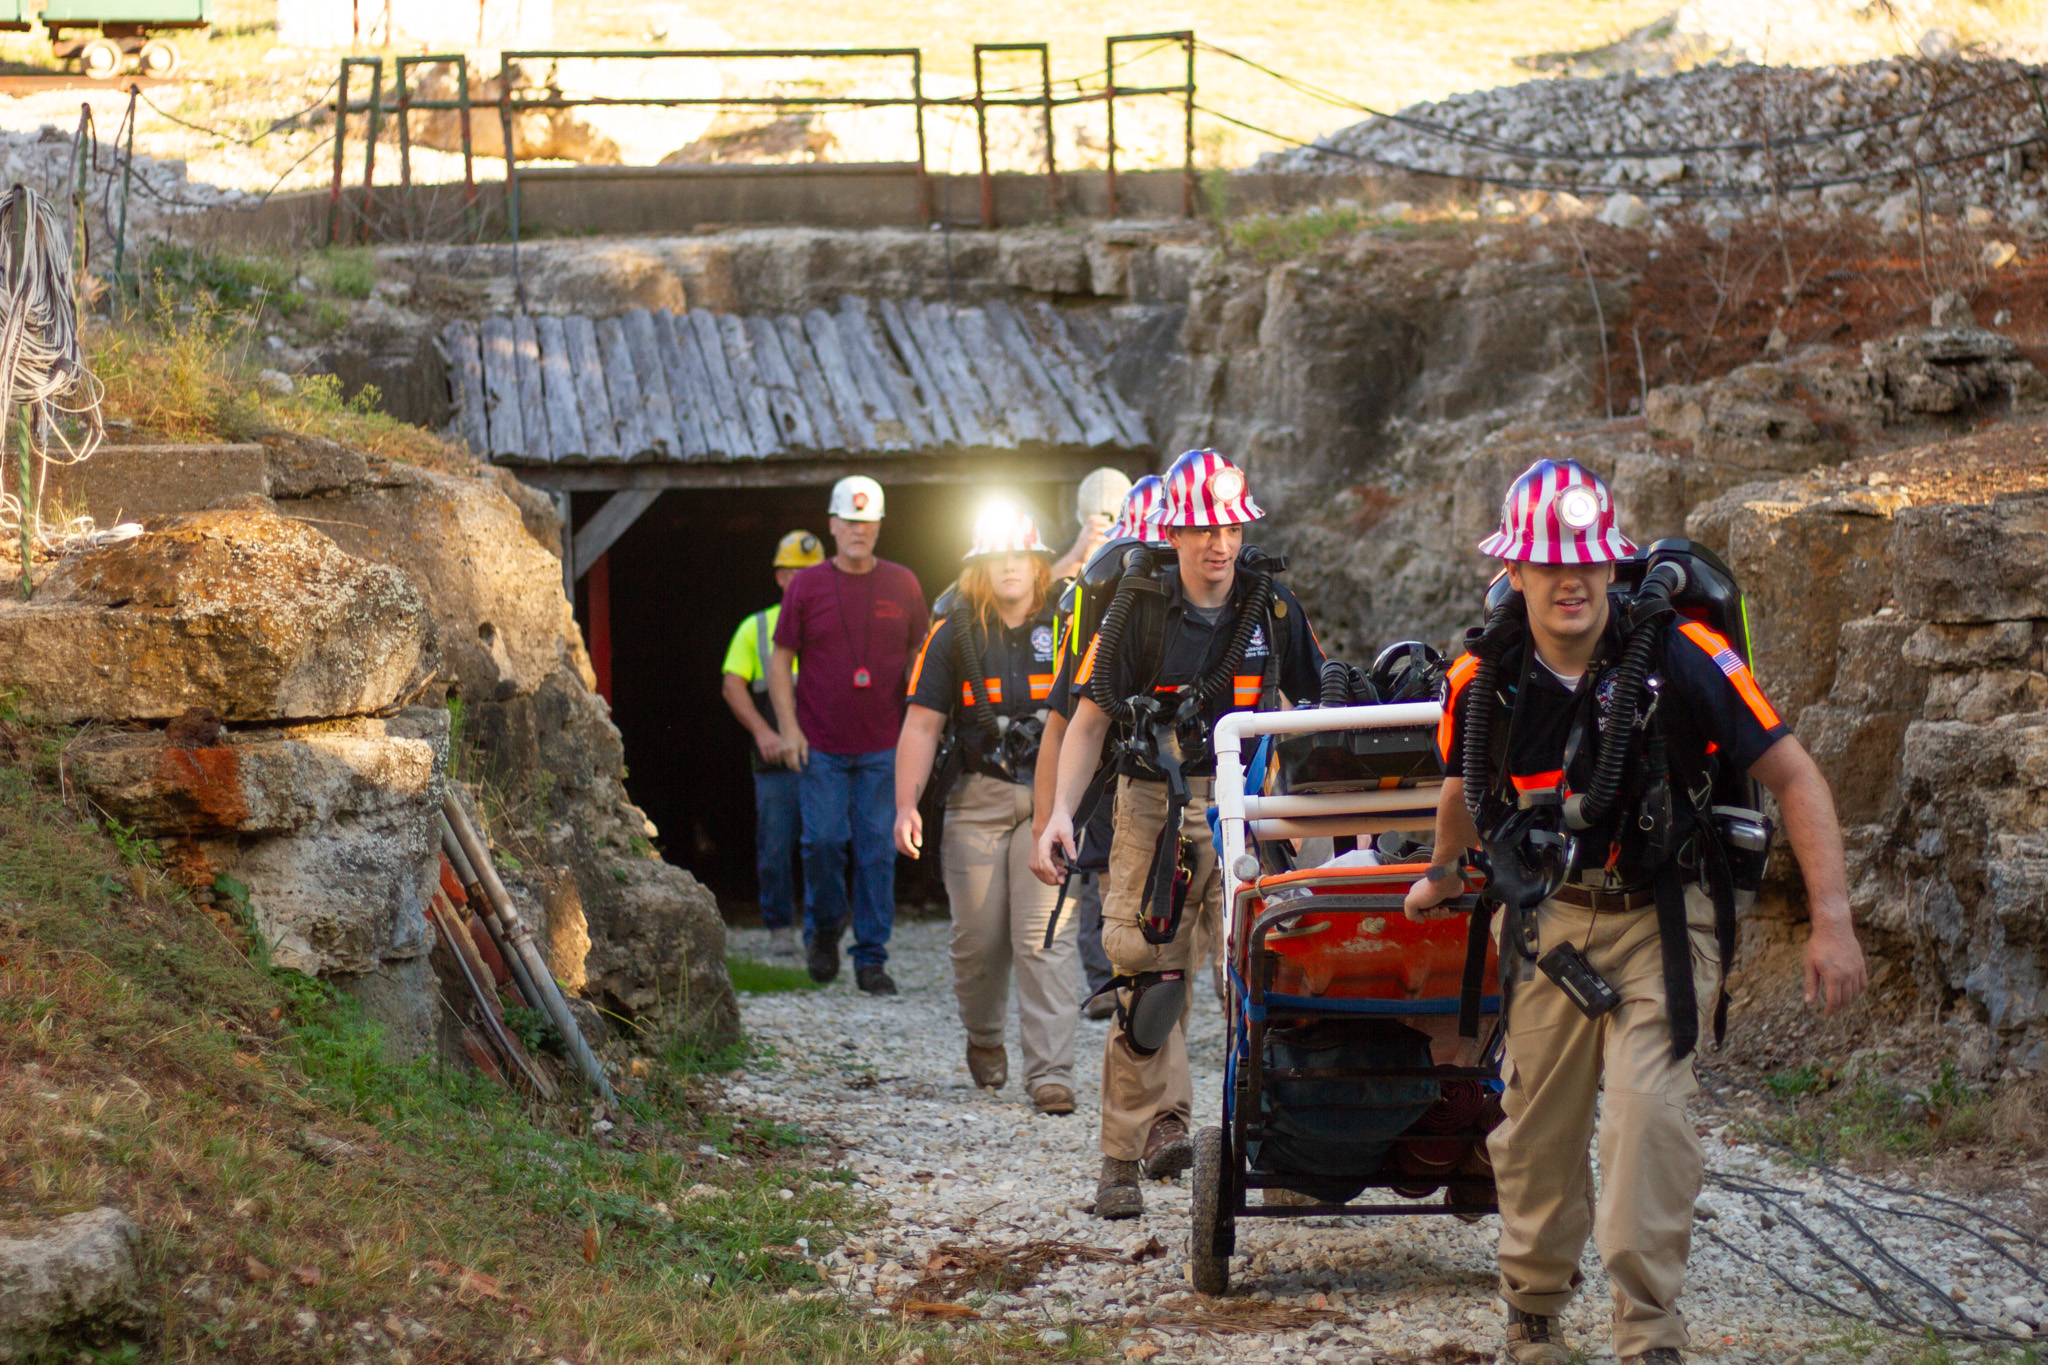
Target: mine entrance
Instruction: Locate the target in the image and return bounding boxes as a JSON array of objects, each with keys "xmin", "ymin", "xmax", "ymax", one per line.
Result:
[{"xmin": 585, "ymin": 477, "xmax": 1079, "ymax": 914}]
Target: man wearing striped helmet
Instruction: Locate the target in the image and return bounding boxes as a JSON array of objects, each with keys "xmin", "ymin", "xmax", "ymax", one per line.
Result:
[
  {"xmin": 1037, "ymin": 449, "xmax": 1326, "ymax": 1220},
  {"xmin": 1406, "ymin": 459, "xmax": 1867, "ymax": 1365}
]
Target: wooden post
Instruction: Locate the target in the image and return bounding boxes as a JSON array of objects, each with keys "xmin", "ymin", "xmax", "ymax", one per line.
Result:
[{"xmin": 588, "ymin": 551, "xmax": 613, "ymax": 704}]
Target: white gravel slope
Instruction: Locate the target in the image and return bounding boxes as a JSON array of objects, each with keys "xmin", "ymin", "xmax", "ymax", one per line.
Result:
[{"xmin": 726, "ymin": 920, "xmax": 2041, "ymax": 1363}]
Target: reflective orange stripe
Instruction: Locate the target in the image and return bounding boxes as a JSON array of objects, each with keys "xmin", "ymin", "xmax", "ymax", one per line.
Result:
[
  {"xmin": 1511, "ymin": 770, "xmax": 1564, "ymax": 793},
  {"xmin": 1678, "ymin": 621, "xmax": 1782, "ymax": 729},
  {"xmin": 1231, "ymin": 673, "xmax": 1261, "ymax": 708},
  {"xmin": 906, "ymin": 619, "xmax": 944, "ymax": 697},
  {"xmin": 1439, "ymin": 653, "xmax": 1479, "ymax": 763},
  {"xmin": 1074, "ymin": 632, "xmax": 1101, "ymax": 686},
  {"xmin": 1028, "ymin": 673, "xmax": 1054, "ymax": 700},
  {"xmin": 959, "ymin": 678, "xmax": 1003, "ymax": 706}
]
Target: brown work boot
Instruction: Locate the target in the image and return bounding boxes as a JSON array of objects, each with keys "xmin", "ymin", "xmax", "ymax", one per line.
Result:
[
  {"xmin": 1095, "ymin": 1157, "xmax": 1143, "ymax": 1219},
  {"xmin": 1030, "ymin": 1083, "xmax": 1075, "ymax": 1116},
  {"xmin": 1621, "ymin": 1351, "xmax": 1685, "ymax": 1365},
  {"xmin": 1503, "ymin": 1305, "xmax": 1572, "ymax": 1365},
  {"xmin": 1141, "ymin": 1114, "xmax": 1193, "ymax": 1179},
  {"xmin": 966, "ymin": 1042, "xmax": 1007, "ymax": 1089}
]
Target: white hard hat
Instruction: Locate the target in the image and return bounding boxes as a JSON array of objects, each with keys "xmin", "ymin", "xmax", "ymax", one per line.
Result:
[
  {"xmin": 1075, "ymin": 467, "xmax": 1133, "ymax": 525},
  {"xmin": 829, "ymin": 475, "xmax": 885, "ymax": 522}
]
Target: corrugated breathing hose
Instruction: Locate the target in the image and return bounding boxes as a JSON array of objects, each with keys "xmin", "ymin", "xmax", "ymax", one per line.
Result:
[
  {"xmin": 1461, "ymin": 600, "xmax": 1524, "ymax": 825},
  {"xmin": 1563, "ymin": 561, "xmax": 1686, "ymax": 831},
  {"xmin": 949, "ymin": 602, "xmax": 1000, "ymax": 744}
]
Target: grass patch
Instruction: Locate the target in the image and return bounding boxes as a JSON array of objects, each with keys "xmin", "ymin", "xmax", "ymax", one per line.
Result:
[
  {"xmin": 1747, "ymin": 1059, "xmax": 2014, "ymax": 1164},
  {"xmin": 86, "ymin": 243, "xmax": 470, "ymax": 472},
  {"xmin": 0, "ymin": 721, "xmax": 1084, "ymax": 1363},
  {"xmin": 1227, "ymin": 204, "xmax": 1371, "ymax": 263},
  {"xmin": 727, "ymin": 956, "xmax": 826, "ymax": 995}
]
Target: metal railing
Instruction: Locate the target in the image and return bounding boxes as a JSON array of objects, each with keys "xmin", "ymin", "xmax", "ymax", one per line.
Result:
[{"xmin": 324, "ymin": 34, "xmax": 1200, "ymax": 245}]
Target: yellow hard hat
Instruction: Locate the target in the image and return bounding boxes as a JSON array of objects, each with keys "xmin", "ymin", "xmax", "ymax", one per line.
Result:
[{"xmin": 773, "ymin": 530, "xmax": 824, "ymax": 569}]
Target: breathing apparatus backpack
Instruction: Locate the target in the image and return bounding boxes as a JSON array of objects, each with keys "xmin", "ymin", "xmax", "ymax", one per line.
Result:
[{"xmin": 1458, "ymin": 538, "xmax": 1770, "ymax": 1058}]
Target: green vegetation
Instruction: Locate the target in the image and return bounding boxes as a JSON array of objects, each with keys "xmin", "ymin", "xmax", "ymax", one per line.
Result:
[
  {"xmin": 727, "ymin": 955, "xmax": 827, "ymax": 994},
  {"xmin": 1227, "ymin": 204, "xmax": 1371, "ymax": 262},
  {"xmin": 0, "ymin": 722, "xmax": 1088, "ymax": 1362},
  {"xmin": 87, "ymin": 242, "xmax": 466, "ymax": 471},
  {"xmin": 1749, "ymin": 1058, "xmax": 2029, "ymax": 1163}
]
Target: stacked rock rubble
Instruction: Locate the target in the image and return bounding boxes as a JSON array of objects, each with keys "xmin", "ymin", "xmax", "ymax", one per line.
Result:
[{"xmin": 1254, "ymin": 57, "xmax": 2048, "ymax": 228}]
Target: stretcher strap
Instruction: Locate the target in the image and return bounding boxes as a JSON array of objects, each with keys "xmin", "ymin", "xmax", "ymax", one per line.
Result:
[
  {"xmin": 1459, "ymin": 896, "xmax": 1495, "ymax": 1039},
  {"xmin": 1245, "ymin": 993, "xmax": 1502, "ymax": 1022}
]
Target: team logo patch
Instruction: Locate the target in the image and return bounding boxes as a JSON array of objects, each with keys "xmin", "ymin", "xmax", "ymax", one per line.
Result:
[
  {"xmin": 1031, "ymin": 625, "xmax": 1054, "ymax": 657},
  {"xmin": 1247, "ymin": 624, "xmax": 1268, "ymax": 655}
]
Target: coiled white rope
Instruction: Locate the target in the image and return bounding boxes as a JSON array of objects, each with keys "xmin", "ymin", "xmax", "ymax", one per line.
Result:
[{"xmin": 0, "ymin": 183, "xmax": 110, "ymax": 581}]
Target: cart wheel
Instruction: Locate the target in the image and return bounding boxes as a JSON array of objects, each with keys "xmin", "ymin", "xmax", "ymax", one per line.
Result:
[
  {"xmin": 79, "ymin": 38, "xmax": 122, "ymax": 79},
  {"xmin": 139, "ymin": 39, "xmax": 181, "ymax": 78},
  {"xmin": 1190, "ymin": 1125, "xmax": 1232, "ymax": 1296}
]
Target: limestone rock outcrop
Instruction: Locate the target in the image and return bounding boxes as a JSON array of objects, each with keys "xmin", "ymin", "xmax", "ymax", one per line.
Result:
[
  {"xmin": 1689, "ymin": 426, "xmax": 2048, "ymax": 1073},
  {"xmin": 0, "ymin": 1208, "xmax": 142, "ymax": 1363},
  {"xmin": 0, "ymin": 508, "xmax": 435, "ymax": 725}
]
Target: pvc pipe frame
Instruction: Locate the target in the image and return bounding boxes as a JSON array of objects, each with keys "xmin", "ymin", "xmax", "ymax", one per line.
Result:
[
  {"xmin": 441, "ymin": 796, "xmax": 618, "ymax": 1108},
  {"xmin": 1212, "ymin": 701, "xmax": 1444, "ymax": 942}
]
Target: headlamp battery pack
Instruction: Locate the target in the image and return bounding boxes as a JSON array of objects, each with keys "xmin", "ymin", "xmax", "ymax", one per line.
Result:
[{"xmin": 1537, "ymin": 941, "xmax": 1623, "ymax": 1018}]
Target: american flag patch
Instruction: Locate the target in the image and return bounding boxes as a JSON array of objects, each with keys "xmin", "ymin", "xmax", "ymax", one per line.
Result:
[{"xmin": 1709, "ymin": 644, "xmax": 1744, "ymax": 676}]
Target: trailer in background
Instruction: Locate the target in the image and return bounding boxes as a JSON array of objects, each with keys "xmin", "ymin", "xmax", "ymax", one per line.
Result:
[{"xmin": 0, "ymin": 0, "xmax": 209, "ymax": 78}]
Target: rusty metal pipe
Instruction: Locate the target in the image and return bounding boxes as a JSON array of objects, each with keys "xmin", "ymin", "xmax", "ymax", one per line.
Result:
[
  {"xmin": 442, "ymin": 796, "xmax": 616, "ymax": 1107},
  {"xmin": 440, "ymin": 817, "xmax": 541, "ymax": 1014}
]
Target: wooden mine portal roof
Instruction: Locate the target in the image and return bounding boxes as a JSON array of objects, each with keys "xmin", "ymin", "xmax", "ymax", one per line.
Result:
[{"xmin": 440, "ymin": 297, "xmax": 1154, "ymax": 491}]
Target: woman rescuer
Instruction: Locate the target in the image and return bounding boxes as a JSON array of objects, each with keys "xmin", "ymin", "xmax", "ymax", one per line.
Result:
[{"xmin": 895, "ymin": 500, "xmax": 1081, "ymax": 1117}]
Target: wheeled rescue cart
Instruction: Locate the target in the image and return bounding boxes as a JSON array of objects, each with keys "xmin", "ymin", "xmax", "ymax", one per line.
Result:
[
  {"xmin": 0, "ymin": 0, "xmax": 208, "ymax": 77},
  {"xmin": 1190, "ymin": 699, "xmax": 1503, "ymax": 1295}
]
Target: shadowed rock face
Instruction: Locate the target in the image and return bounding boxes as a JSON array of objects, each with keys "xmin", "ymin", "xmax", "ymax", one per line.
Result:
[{"xmin": 0, "ymin": 509, "xmax": 435, "ymax": 725}]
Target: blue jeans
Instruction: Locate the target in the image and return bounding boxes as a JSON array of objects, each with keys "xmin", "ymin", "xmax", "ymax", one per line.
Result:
[
  {"xmin": 752, "ymin": 767, "xmax": 802, "ymax": 931},
  {"xmin": 799, "ymin": 748, "xmax": 896, "ymax": 967}
]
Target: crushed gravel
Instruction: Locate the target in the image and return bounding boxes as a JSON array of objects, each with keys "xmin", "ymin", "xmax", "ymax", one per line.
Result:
[
  {"xmin": 1253, "ymin": 57, "xmax": 2048, "ymax": 231},
  {"xmin": 725, "ymin": 920, "xmax": 2046, "ymax": 1362}
]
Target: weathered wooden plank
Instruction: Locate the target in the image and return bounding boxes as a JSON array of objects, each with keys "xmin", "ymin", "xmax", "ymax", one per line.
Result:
[
  {"xmin": 686, "ymin": 309, "xmax": 758, "ymax": 459},
  {"xmin": 1032, "ymin": 303, "xmax": 1150, "ymax": 449},
  {"xmin": 746, "ymin": 315, "xmax": 817, "ymax": 452},
  {"xmin": 477, "ymin": 316, "xmax": 526, "ymax": 459},
  {"xmin": 595, "ymin": 316, "xmax": 652, "ymax": 459},
  {"xmin": 876, "ymin": 298, "xmax": 960, "ymax": 446},
  {"xmin": 573, "ymin": 488, "xmax": 663, "ymax": 580},
  {"xmin": 952, "ymin": 305, "xmax": 1045, "ymax": 445},
  {"xmin": 983, "ymin": 299, "xmax": 1087, "ymax": 446},
  {"xmin": 1018, "ymin": 302, "xmax": 1121, "ymax": 448},
  {"xmin": 803, "ymin": 308, "xmax": 877, "ymax": 451},
  {"xmin": 651, "ymin": 310, "xmax": 714, "ymax": 459},
  {"xmin": 919, "ymin": 302, "xmax": 1000, "ymax": 443},
  {"xmin": 441, "ymin": 320, "xmax": 489, "ymax": 456},
  {"xmin": 776, "ymin": 314, "xmax": 847, "ymax": 453},
  {"xmin": 836, "ymin": 297, "xmax": 931, "ymax": 450},
  {"xmin": 560, "ymin": 315, "xmax": 620, "ymax": 460},
  {"xmin": 511, "ymin": 314, "xmax": 552, "ymax": 463},
  {"xmin": 622, "ymin": 309, "xmax": 682, "ymax": 460},
  {"xmin": 826, "ymin": 310, "xmax": 909, "ymax": 452},
  {"xmin": 531, "ymin": 314, "xmax": 587, "ymax": 460},
  {"xmin": 899, "ymin": 299, "xmax": 989, "ymax": 447},
  {"xmin": 717, "ymin": 313, "xmax": 784, "ymax": 456}
]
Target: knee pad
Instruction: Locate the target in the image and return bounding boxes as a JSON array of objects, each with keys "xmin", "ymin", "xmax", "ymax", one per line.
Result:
[{"xmin": 1120, "ymin": 970, "xmax": 1186, "ymax": 1058}]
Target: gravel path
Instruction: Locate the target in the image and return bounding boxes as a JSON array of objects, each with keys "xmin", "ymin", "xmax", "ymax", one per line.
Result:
[{"xmin": 725, "ymin": 921, "xmax": 2043, "ymax": 1363}]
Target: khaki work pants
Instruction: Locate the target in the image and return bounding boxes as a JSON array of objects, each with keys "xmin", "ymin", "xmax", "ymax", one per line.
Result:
[
  {"xmin": 942, "ymin": 773, "xmax": 1078, "ymax": 1093},
  {"xmin": 1097, "ymin": 774, "xmax": 1221, "ymax": 1161},
  {"xmin": 1489, "ymin": 886, "xmax": 1723, "ymax": 1357}
]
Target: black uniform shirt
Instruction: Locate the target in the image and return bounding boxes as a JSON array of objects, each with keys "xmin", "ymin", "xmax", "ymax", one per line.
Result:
[
  {"xmin": 1071, "ymin": 564, "xmax": 1325, "ymax": 778},
  {"xmin": 907, "ymin": 606, "xmax": 1058, "ymax": 782},
  {"xmin": 1439, "ymin": 611, "xmax": 1788, "ymax": 817}
]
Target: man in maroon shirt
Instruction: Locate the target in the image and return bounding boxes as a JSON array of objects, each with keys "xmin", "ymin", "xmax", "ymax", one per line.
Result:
[{"xmin": 768, "ymin": 476, "xmax": 928, "ymax": 994}]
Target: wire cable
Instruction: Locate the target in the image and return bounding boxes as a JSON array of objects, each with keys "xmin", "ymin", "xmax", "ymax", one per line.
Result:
[{"xmin": 133, "ymin": 77, "xmax": 340, "ymax": 149}]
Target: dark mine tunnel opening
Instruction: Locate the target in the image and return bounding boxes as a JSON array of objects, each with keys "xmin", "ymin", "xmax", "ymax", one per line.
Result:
[{"xmin": 583, "ymin": 478, "xmax": 1075, "ymax": 921}]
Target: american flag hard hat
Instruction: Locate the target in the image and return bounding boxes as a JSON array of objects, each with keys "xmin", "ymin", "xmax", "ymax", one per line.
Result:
[
  {"xmin": 1158, "ymin": 449, "xmax": 1263, "ymax": 528},
  {"xmin": 1111, "ymin": 474, "xmax": 1167, "ymax": 541},
  {"xmin": 964, "ymin": 498, "xmax": 1053, "ymax": 560},
  {"xmin": 1476, "ymin": 458, "xmax": 1636, "ymax": 564}
]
